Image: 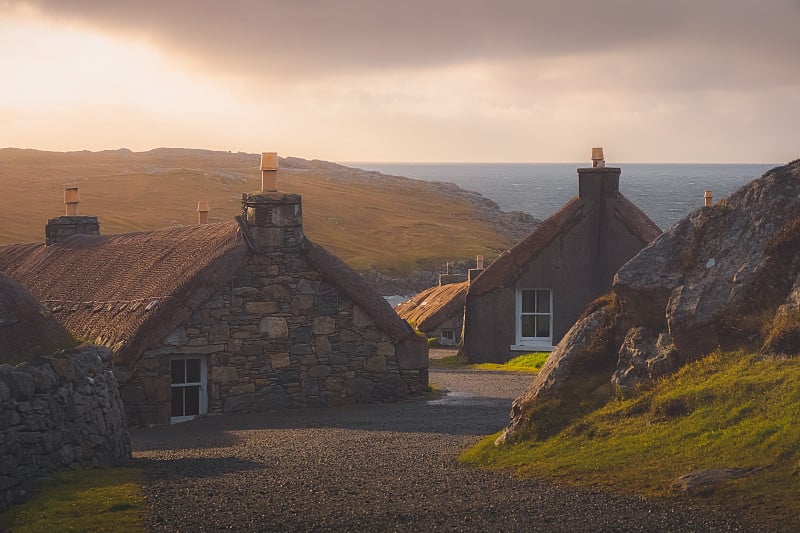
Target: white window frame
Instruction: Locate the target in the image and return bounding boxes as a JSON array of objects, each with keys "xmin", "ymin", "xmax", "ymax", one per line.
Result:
[
  {"xmin": 511, "ymin": 288, "xmax": 555, "ymax": 352},
  {"xmin": 170, "ymin": 356, "xmax": 208, "ymax": 424},
  {"xmin": 440, "ymin": 329, "xmax": 455, "ymax": 341}
]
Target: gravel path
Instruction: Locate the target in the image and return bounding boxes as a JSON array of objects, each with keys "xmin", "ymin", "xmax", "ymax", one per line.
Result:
[{"xmin": 131, "ymin": 369, "xmax": 763, "ymax": 532}]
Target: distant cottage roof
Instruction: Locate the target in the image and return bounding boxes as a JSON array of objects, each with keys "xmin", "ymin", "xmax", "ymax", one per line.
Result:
[
  {"xmin": 469, "ymin": 195, "xmax": 661, "ymax": 296},
  {"xmin": 0, "ymin": 223, "xmax": 414, "ymax": 365},
  {"xmin": 0, "ymin": 270, "xmax": 72, "ymax": 360},
  {"xmin": 395, "ymin": 281, "xmax": 468, "ymax": 332}
]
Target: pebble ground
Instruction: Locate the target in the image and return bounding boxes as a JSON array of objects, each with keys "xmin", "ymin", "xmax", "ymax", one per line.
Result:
[{"xmin": 131, "ymin": 368, "xmax": 767, "ymax": 532}]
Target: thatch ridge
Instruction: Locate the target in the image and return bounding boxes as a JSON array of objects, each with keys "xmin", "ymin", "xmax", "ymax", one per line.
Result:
[
  {"xmin": 0, "ymin": 223, "xmax": 247, "ymax": 364},
  {"xmin": 302, "ymin": 238, "xmax": 414, "ymax": 342},
  {"xmin": 469, "ymin": 197, "xmax": 585, "ymax": 296},
  {"xmin": 395, "ymin": 281, "xmax": 468, "ymax": 332},
  {"xmin": 0, "ymin": 271, "xmax": 72, "ymax": 361}
]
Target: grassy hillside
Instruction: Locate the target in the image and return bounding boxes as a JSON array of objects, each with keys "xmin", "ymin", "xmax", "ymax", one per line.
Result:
[
  {"xmin": 462, "ymin": 350, "xmax": 800, "ymax": 529},
  {"xmin": 0, "ymin": 148, "xmax": 523, "ymax": 273}
]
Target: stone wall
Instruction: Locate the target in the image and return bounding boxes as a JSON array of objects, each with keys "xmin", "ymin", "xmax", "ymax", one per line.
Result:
[{"xmin": 0, "ymin": 345, "xmax": 131, "ymax": 512}]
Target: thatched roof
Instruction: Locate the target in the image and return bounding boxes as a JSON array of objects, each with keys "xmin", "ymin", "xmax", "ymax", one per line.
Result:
[
  {"xmin": 0, "ymin": 271, "xmax": 72, "ymax": 361},
  {"xmin": 0, "ymin": 223, "xmax": 248, "ymax": 364},
  {"xmin": 469, "ymin": 194, "xmax": 661, "ymax": 296},
  {"xmin": 0, "ymin": 221, "xmax": 416, "ymax": 364},
  {"xmin": 394, "ymin": 281, "xmax": 468, "ymax": 332}
]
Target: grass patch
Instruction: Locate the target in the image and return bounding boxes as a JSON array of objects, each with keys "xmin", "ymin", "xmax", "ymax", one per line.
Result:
[
  {"xmin": 461, "ymin": 350, "xmax": 800, "ymax": 529},
  {"xmin": 471, "ymin": 352, "xmax": 549, "ymax": 374},
  {"xmin": 0, "ymin": 467, "xmax": 145, "ymax": 533},
  {"xmin": 430, "ymin": 355, "xmax": 462, "ymax": 368}
]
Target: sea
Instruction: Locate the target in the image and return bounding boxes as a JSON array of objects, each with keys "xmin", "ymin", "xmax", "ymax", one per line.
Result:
[{"xmin": 344, "ymin": 163, "xmax": 777, "ymax": 231}]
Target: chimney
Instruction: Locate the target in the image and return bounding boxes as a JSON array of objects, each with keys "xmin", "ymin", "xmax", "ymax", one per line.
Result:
[
  {"xmin": 704, "ymin": 190, "xmax": 713, "ymax": 207},
  {"xmin": 261, "ymin": 152, "xmax": 278, "ymax": 192},
  {"xmin": 242, "ymin": 152, "xmax": 304, "ymax": 260},
  {"xmin": 64, "ymin": 187, "xmax": 80, "ymax": 215},
  {"xmin": 468, "ymin": 255, "xmax": 485, "ymax": 284},
  {"xmin": 197, "ymin": 200, "xmax": 210, "ymax": 225},
  {"xmin": 45, "ymin": 187, "xmax": 100, "ymax": 245},
  {"xmin": 578, "ymin": 147, "xmax": 620, "ymax": 203},
  {"xmin": 591, "ymin": 147, "xmax": 605, "ymax": 168},
  {"xmin": 438, "ymin": 261, "xmax": 467, "ymax": 286}
]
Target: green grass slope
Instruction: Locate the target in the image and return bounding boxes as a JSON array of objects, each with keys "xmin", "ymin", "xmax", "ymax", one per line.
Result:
[
  {"xmin": 0, "ymin": 148, "xmax": 519, "ymax": 273},
  {"xmin": 462, "ymin": 350, "xmax": 800, "ymax": 529}
]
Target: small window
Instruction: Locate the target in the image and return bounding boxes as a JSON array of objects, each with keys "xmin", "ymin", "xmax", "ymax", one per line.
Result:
[
  {"xmin": 516, "ymin": 289, "xmax": 553, "ymax": 347},
  {"xmin": 170, "ymin": 357, "xmax": 207, "ymax": 423},
  {"xmin": 441, "ymin": 329, "xmax": 455, "ymax": 341}
]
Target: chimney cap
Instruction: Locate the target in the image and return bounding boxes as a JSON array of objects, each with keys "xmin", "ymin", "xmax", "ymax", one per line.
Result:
[
  {"xmin": 64, "ymin": 187, "xmax": 80, "ymax": 204},
  {"xmin": 260, "ymin": 152, "xmax": 279, "ymax": 171},
  {"xmin": 197, "ymin": 200, "xmax": 210, "ymax": 212}
]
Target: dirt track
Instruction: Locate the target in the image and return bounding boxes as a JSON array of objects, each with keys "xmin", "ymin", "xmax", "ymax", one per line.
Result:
[{"xmin": 131, "ymin": 368, "xmax": 762, "ymax": 532}]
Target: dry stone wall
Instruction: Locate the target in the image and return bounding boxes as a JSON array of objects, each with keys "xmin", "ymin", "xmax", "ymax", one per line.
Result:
[{"xmin": 0, "ymin": 345, "xmax": 131, "ymax": 512}]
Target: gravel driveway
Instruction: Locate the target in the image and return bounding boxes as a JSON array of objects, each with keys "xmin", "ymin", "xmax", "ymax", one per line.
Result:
[{"xmin": 131, "ymin": 369, "xmax": 763, "ymax": 532}]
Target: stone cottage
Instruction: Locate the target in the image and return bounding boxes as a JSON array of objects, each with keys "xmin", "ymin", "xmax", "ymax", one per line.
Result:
[
  {"xmin": 395, "ymin": 257, "xmax": 485, "ymax": 345},
  {"xmin": 0, "ymin": 153, "xmax": 428, "ymax": 425},
  {"xmin": 461, "ymin": 149, "xmax": 661, "ymax": 363}
]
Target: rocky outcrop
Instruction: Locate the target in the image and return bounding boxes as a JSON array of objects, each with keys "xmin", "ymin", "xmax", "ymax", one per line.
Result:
[
  {"xmin": 0, "ymin": 345, "xmax": 131, "ymax": 511},
  {"xmin": 501, "ymin": 159, "xmax": 800, "ymax": 442}
]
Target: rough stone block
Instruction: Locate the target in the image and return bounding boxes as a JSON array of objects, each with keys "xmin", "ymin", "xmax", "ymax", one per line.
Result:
[
  {"xmin": 212, "ymin": 366, "xmax": 238, "ymax": 384},
  {"xmin": 365, "ymin": 356, "xmax": 387, "ymax": 373},
  {"xmin": 313, "ymin": 316, "xmax": 336, "ymax": 335},
  {"xmin": 246, "ymin": 301, "xmax": 280, "ymax": 314},
  {"xmin": 291, "ymin": 294, "xmax": 315, "ymax": 315},
  {"xmin": 308, "ymin": 366, "xmax": 331, "ymax": 378},
  {"xmin": 314, "ymin": 336, "xmax": 332, "ymax": 356},
  {"xmin": 259, "ymin": 317, "xmax": 289, "ymax": 338},
  {"xmin": 229, "ymin": 383, "xmax": 256, "ymax": 396},
  {"xmin": 270, "ymin": 353, "xmax": 291, "ymax": 369},
  {"xmin": 232, "ymin": 287, "xmax": 260, "ymax": 299}
]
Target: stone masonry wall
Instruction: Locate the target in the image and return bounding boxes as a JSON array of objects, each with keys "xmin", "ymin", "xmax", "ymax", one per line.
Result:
[{"xmin": 0, "ymin": 345, "xmax": 131, "ymax": 512}]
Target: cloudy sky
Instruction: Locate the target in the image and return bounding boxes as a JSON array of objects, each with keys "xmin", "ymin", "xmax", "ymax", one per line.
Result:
[{"xmin": 1, "ymin": 0, "xmax": 798, "ymax": 162}]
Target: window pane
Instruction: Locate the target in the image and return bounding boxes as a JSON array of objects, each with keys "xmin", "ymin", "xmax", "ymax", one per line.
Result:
[
  {"xmin": 536, "ymin": 290, "xmax": 550, "ymax": 313},
  {"xmin": 184, "ymin": 386, "xmax": 200, "ymax": 416},
  {"xmin": 536, "ymin": 315, "xmax": 551, "ymax": 338},
  {"xmin": 186, "ymin": 359, "xmax": 201, "ymax": 383},
  {"xmin": 171, "ymin": 360, "xmax": 185, "ymax": 384},
  {"xmin": 521, "ymin": 290, "xmax": 535, "ymax": 313},
  {"xmin": 521, "ymin": 315, "xmax": 536, "ymax": 337},
  {"xmin": 171, "ymin": 387, "xmax": 184, "ymax": 417}
]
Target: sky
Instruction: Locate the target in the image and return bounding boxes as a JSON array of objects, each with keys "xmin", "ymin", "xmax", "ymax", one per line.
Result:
[{"xmin": 1, "ymin": 0, "xmax": 799, "ymax": 163}]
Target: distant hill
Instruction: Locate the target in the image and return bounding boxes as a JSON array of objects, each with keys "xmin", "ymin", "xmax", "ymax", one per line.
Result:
[{"xmin": 0, "ymin": 148, "xmax": 536, "ymax": 275}]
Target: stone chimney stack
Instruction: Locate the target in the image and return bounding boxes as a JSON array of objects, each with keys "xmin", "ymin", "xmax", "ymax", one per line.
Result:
[
  {"xmin": 468, "ymin": 255, "xmax": 485, "ymax": 283},
  {"xmin": 45, "ymin": 187, "xmax": 100, "ymax": 246},
  {"xmin": 197, "ymin": 200, "xmax": 210, "ymax": 225},
  {"xmin": 704, "ymin": 190, "xmax": 713, "ymax": 207},
  {"xmin": 242, "ymin": 152, "xmax": 304, "ymax": 264},
  {"xmin": 578, "ymin": 147, "xmax": 620, "ymax": 203}
]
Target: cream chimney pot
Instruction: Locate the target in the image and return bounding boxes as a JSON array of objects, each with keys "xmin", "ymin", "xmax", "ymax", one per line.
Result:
[
  {"xmin": 476, "ymin": 255, "xmax": 484, "ymax": 269},
  {"xmin": 64, "ymin": 187, "xmax": 80, "ymax": 216},
  {"xmin": 260, "ymin": 152, "xmax": 279, "ymax": 192},
  {"xmin": 704, "ymin": 190, "xmax": 713, "ymax": 207},
  {"xmin": 197, "ymin": 200, "xmax": 210, "ymax": 225},
  {"xmin": 591, "ymin": 147, "xmax": 605, "ymax": 168}
]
